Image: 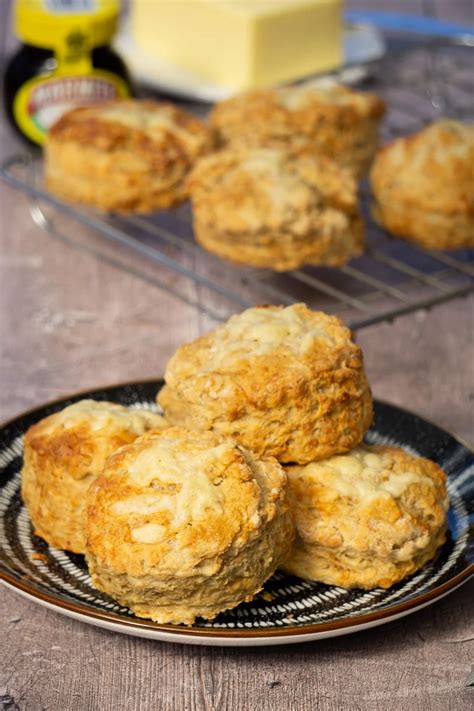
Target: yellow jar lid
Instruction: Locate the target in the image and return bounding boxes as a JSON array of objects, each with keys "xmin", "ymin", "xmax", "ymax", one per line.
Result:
[{"xmin": 15, "ymin": 0, "xmax": 120, "ymax": 50}]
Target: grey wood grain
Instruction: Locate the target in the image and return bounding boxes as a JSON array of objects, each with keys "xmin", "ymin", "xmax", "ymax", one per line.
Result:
[{"xmin": 1, "ymin": 583, "xmax": 473, "ymax": 711}]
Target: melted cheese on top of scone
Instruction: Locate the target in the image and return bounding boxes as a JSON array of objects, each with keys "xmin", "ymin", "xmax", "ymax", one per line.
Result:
[
  {"xmin": 198, "ymin": 147, "xmax": 354, "ymax": 206},
  {"xmin": 84, "ymin": 426, "xmax": 293, "ymax": 624},
  {"xmin": 390, "ymin": 121, "xmax": 474, "ymax": 181},
  {"xmin": 130, "ymin": 522, "xmax": 168, "ymax": 544},
  {"xmin": 36, "ymin": 400, "xmax": 165, "ymax": 436},
  {"xmin": 371, "ymin": 120, "xmax": 474, "ymax": 215},
  {"xmin": 96, "ymin": 103, "xmax": 206, "ymax": 153},
  {"xmin": 237, "ymin": 149, "xmax": 313, "ymax": 207},
  {"xmin": 91, "ymin": 428, "xmax": 289, "ymax": 550},
  {"xmin": 198, "ymin": 304, "xmax": 345, "ymax": 368},
  {"xmin": 187, "ymin": 146, "xmax": 359, "ymax": 237},
  {"xmin": 276, "ymin": 84, "xmax": 383, "ymax": 115},
  {"xmin": 128, "ymin": 439, "xmax": 227, "ymax": 524},
  {"xmin": 100, "ymin": 104, "xmax": 179, "ymax": 132},
  {"xmin": 289, "ymin": 447, "xmax": 446, "ymax": 503},
  {"xmin": 109, "ymin": 435, "xmax": 248, "ymax": 541},
  {"xmin": 283, "ymin": 444, "xmax": 448, "ymax": 588}
]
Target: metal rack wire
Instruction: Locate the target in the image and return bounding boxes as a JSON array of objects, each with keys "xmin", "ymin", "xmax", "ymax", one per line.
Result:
[{"xmin": 1, "ymin": 39, "xmax": 473, "ymax": 328}]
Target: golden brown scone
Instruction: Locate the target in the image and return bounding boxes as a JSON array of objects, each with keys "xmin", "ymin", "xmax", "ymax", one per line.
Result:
[
  {"xmin": 210, "ymin": 84, "xmax": 385, "ymax": 177},
  {"xmin": 158, "ymin": 304, "xmax": 373, "ymax": 464},
  {"xmin": 370, "ymin": 120, "xmax": 474, "ymax": 250},
  {"xmin": 45, "ymin": 99, "xmax": 213, "ymax": 212},
  {"xmin": 84, "ymin": 427, "xmax": 294, "ymax": 625},
  {"xmin": 282, "ymin": 445, "xmax": 449, "ymax": 589},
  {"xmin": 21, "ymin": 400, "xmax": 168, "ymax": 553},
  {"xmin": 187, "ymin": 147, "xmax": 364, "ymax": 270}
]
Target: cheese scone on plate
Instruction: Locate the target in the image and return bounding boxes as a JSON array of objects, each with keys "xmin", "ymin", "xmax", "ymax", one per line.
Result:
[
  {"xmin": 84, "ymin": 427, "xmax": 294, "ymax": 625},
  {"xmin": 282, "ymin": 445, "xmax": 449, "ymax": 589},
  {"xmin": 158, "ymin": 304, "xmax": 373, "ymax": 464},
  {"xmin": 21, "ymin": 400, "xmax": 167, "ymax": 554}
]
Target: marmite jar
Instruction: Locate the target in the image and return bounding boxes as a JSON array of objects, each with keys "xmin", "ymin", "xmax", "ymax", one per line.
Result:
[{"xmin": 4, "ymin": 0, "xmax": 133, "ymax": 146}]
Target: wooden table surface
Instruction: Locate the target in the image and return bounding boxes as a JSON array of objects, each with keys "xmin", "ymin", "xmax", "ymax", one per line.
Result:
[{"xmin": 1, "ymin": 3, "xmax": 473, "ymax": 709}]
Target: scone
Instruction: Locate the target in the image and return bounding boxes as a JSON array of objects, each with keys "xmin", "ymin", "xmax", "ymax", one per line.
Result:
[
  {"xmin": 282, "ymin": 445, "xmax": 449, "ymax": 589},
  {"xmin": 210, "ymin": 84, "xmax": 385, "ymax": 177},
  {"xmin": 45, "ymin": 99, "xmax": 213, "ymax": 212},
  {"xmin": 370, "ymin": 120, "xmax": 474, "ymax": 250},
  {"xmin": 187, "ymin": 147, "xmax": 364, "ymax": 271},
  {"xmin": 21, "ymin": 400, "xmax": 168, "ymax": 554},
  {"xmin": 158, "ymin": 304, "xmax": 373, "ymax": 464},
  {"xmin": 84, "ymin": 427, "xmax": 294, "ymax": 625}
]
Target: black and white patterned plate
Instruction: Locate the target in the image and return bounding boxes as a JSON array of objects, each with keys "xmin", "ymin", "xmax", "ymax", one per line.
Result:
[{"xmin": 1, "ymin": 381, "xmax": 472, "ymax": 647}]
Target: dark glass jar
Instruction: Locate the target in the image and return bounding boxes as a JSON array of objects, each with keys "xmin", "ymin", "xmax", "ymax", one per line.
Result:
[{"xmin": 4, "ymin": 1, "xmax": 133, "ymax": 146}]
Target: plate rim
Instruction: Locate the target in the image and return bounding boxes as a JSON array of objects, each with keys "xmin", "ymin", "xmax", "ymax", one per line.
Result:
[
  {"xmin": 1, "ymin": 378, "xmax": 473, "ymax": 642},
  {"xmin": 1, "ymin": 564, "xmax": 472, "ymax": 641}
]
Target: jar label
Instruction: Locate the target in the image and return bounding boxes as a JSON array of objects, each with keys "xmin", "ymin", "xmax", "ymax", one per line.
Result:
[{"xmin": 13, "ymin": 69, "xmax": 130, "ymax": 145}]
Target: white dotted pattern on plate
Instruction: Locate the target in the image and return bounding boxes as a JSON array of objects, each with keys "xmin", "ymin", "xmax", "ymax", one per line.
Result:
[{"xmin": 0, "ymin": 397, "xmax": 471, "ymax": 631}]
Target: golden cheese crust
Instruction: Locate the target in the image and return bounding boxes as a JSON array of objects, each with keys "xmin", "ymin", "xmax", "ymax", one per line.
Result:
[
  {"xmin": 21, "ymin": 400, "xmax": 168, "ymax": 553},
  {"xmin": 282, "ymin": 445, "xmax": 449, "ymax": 589},
  {"xmin": 370, "ymin": 120, "xmax": 474, "ymax": 250},
  {"xmin": 84, "ymin": 427, "xmax": 294, "ymax": 625},
  {"xmin": 210, "ymin": 84, "xmax": 385, "ymax": 177},
  {"xmin": 158, "ymin": 304, "xmax": 373, "ymax": 464},
  {"xmin": 187, "ymin": 147, "xmax": 364, "ymax": 270},
  {"xmin": 45, "ymin": 99, "xmax": 214, "ymax": 212}
]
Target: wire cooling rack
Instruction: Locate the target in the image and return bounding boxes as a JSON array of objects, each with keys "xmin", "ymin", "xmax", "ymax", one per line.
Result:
[{"xmin": 1, "ymin": 39, "xmax": 473, "ymax": 327}]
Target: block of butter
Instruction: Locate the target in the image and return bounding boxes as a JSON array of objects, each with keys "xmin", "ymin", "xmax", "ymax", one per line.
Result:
[{"xmin": 131, "ymin": 0, "xmax": 343, "ymax": 91}]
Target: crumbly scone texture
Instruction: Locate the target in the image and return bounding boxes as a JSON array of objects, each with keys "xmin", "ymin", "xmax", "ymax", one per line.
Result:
[
  {"xmin": 21, "ymin": 400, "xmax": 168, "ymax": 554},
  {"xmin": 210, "ymin": 84, "xmax": 385, "ymax": 177},
  {"xmin": 282, "ymin": 445, "xmax": 449, "ymax": 589},
  {"xmin": 370, "ymin": 120, "xmax": 474, "ymax": 250},
  {"xmin": 187, "ymin": 147, "xmax": 364, "ymax": 270},
  {"xmin": 158, "ymin": 304, "xmax": 373, "ymax": 464},
  {"xmin": 45, "ymin": 99, "xmax": 214, "ymax": 212},
  {"xmin": 84, "ymin": 427, "xmax": 294, "ymax": 625}
]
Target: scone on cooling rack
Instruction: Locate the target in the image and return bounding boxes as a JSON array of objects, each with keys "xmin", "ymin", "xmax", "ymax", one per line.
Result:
[
  {"xmin": 282, "ymin": 445, "xmax": 449, "ymax": 589},
  {"xmin": 157, "ymin": 304, "xmax": 373, "ymax": 464},
  {"xmin": 210, "ymin": 84, "xmax": 386, "ymax": 178},
  {"xmin": 45, "ymin": 99, "xmax": 214, "ymax": 212},
  {"xmin": 21, "ymin": 400, "xmax": 167, "ymax": 554},
  {"xmin": 84, "ymin": 427, "xmax": 294, "ymax": 625},
  {"xmin": 370, "ymin": 120, "xmax": 474, "ymax": 250},
  {"xmin": 187, "ymin": 147, "xmax": 364, "ymax": 271}
]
